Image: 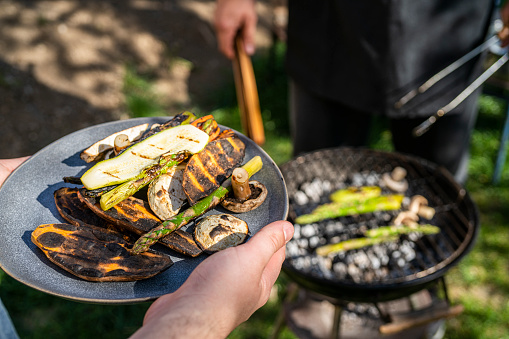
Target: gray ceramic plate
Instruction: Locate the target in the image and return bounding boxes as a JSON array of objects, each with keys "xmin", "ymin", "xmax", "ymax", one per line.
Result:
[{"xmin": 0, "ymin": 117, "xmax": 288, "ymax": 304}]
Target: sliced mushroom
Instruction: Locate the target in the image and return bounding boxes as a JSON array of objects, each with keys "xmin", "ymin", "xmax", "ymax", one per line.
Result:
[
  {"xmin": 221, "ymin": 180, "xmax": 268, "ymax": 213},
  {"xmin": 80, "ymin": 123, "xmax": 149, "ymax": 163},
  {"xmin": 194, "ymin": 214, "xmax": 250, "ymax": 253},
  {"xmin": 148, "ymin": 166, "xmax": 187, "ymax": 220}
]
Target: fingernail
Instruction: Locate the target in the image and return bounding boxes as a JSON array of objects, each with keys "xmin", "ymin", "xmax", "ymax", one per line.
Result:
[
  {"xmin": 283, "ymin": 222, "xmax": 294, "ymax": 243},
  {"xmin": 245, "ymin": 43, "xmax": 255, "ymax": 55}
]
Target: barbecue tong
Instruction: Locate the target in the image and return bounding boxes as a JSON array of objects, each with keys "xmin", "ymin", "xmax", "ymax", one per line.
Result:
[{"xmin": 395, "ymin": 35, "xmax": 509, "ymax": 137}]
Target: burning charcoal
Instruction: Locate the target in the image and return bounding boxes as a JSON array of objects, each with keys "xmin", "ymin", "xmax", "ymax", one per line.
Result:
[
  {"xmin": 353, "ymin": 251, "xmax": 370, "ymax": 269},
  {"xmin": 286, "ymin": 242, "xmax": 301, "ymax": 258},
  {"xmin": 293, "ymin": 191, "xmax": 309, "ymax": 205},
  {"xmin": 301, "ymin": 178, "xmax": 329, "ymax": 203},
  {"xmin": 296, "ymin": 238, "xmax": 309, "ymax": 249},
  {"xmin": 309, "ymin": 236, "xmax": 321, "ymax": 248},
  {"xmin": 325, "ymin": 221, "xmax": 344, "ymax": 236},
  {"xmin": 351, "ymin": 173, "xmax": 365, "ymax": 186},
  {"xmin": 347, "ymin": 264, "xmax": 362, "ymax": 283},
  {"xmin": 368, "ymin": 253, "xmax": 381, "ymax": 270},
  {"xmin": 293, "ymin": 224, "xmax": 301, "ymax": 239},
  {"xmin": 365, "ymin": 172, "xmax": 381, "ymax": 186},
  {"xmin": 301, "ymin": 224, "xmax": 317, "ymax": 238},
  {"xmin": 317, "ymin": 257, "xmax": 334, "ymax": 279},
  {"xmin": 333, "ymin": 262, "xmax": 347, "ymax": 278}
]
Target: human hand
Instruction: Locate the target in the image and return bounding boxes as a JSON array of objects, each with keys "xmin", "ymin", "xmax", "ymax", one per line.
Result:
[
  {"xmin": 131, "ymin": 220, "xmax": 294, "ymax": 339},
  {"xmin": 214, "ymin": 0, "xmax": 257, "ymax": 59},
  {"xmin": 0, "ymin": 157, "xmax": 30, "ymax": 187},
  {"xmin": 499, "ymin": 1, "xmax": 509, "ymax": 47}
]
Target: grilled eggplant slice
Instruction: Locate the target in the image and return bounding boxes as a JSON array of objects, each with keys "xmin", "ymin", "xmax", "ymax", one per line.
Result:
[
  {"xmin": 54, "ymin": 187, "xmax": 119, "ymax": 231},
  {"xmin": 183, "ymin": 136, "xmax": 245, "ymax": 205},
  {"xmin": 78, "ymin": 189, "xmax": 202, "ymax": 257},
  {"xmin": 32, "ymin": 223, "xmax": 173, "ymax": 282},
  {"xmin": 194, "ymin": 214, "xmax": 249, "ymax": 253},
  {"xmin": 81, "ymin": 124, "xmax": 210, "ymax": 190}
]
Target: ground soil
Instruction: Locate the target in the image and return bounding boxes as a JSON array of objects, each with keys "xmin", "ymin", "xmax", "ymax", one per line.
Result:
[{"xmin": 0, "ymin": 0, "xmax": 281, "ymax": 158}]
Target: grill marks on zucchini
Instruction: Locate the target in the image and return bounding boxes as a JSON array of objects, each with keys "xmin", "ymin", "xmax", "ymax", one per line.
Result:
[{"xmin": 183, "ymin": 137, "xmax": 246, "ymax": 205}]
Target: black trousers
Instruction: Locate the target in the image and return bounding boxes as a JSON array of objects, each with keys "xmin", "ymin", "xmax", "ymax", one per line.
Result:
[{"xmin": 289, "ymin": 81, "xmax": 479, "ymax": 185}]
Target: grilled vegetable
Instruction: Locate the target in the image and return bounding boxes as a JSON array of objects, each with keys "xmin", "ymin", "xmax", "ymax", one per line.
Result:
[
  {"xmin": 54, "ymin": 187, "xmax": 123, "ymax": 235},
  {"xmin": 81, "ymin": 124, "xmax": 209, "ymax": 190},
  {"xmin": 364, "ymin": 224, "xmax": 440, "ymax": 238},
  {"xmin": 194, "ymin": 214, "xmax": 249, "ymax": 252},
  {"xmin": 131, "ymin": 156, "xmax": 263, "ymax": 254},
  {"xmin": 148, "ymin": 166, "xmax": 187, "ymax": 220},
  {"xmin": 31, "ymin": 223, "xmax": 173, "ymax": 282},
  {"xmin": 316, "ymin": 224, "xmax": 440, "ymax": 256},
  {"xmin": 182, "ymin": 136, "xmax": 245, "ymax": 205},
  {"xmin": 80, "ymin": 123, "xmax": 149, "ymax": 163},
  {"xmin": 221, "ymin": 180, "xmax": 267, "ymax": 213},
  {"xmin": 329, "ymin": 186, "xmax": 381, "ymax": 204},
  {"xmin": 99, "ymin": 151, "xmax": 188, "ymax": 210},
  {"xmin": 316, "ymin": 236, "xmax": 400, "ymax": 256},
  {"xmin": 79, "ymin": 190, "xmax": 202, "ymax": 257},
  {"xmin": 295, "ymin": 194, "xmax": 404, "ymax": 224}
]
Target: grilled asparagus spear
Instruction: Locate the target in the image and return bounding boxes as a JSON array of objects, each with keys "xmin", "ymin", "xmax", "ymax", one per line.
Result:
[
  {"xmin": 131, "ymin": 156, "xmax": 263, "ymax": 254},
  {"xmin": 295, "ymin": 194, "xmax": 404, "ymax": 224},
  {"xmin": 316, "ymin": 224, "xmax": 440, "ymax": 256},
  {"xmin": 364, "ymin": 224, "xmax": 440, "ymax": 238},
  {"xmin": 329, "ymin": 186, "xmax": 381, "ymax": 203},
  {"xmin": 316, "ymin": 236, "xmax": 399, "ymax": 256}
]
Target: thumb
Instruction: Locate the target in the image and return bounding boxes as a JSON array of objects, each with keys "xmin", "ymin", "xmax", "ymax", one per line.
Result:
[{"xmin": 242, "ymin": 220, "xmax": 293, "ymax": 265}]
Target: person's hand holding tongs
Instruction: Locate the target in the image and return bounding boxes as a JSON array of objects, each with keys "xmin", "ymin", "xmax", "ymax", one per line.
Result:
[{"xmin": 397, "ymin": 1, "xmax": 509, "ymax": 137}]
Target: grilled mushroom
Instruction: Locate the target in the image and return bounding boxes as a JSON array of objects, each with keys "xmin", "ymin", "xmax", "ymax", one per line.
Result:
[
  {"xmin": 194, "ymin": 214, "xmax": 250, "ymax": 253},
  {"xmin": 409, "ymin": 195, "xmax": 435, "ymax": 220},
  {"xmin": 221, "ymin": 180, "xmax": 268, "ymax": 213},
  {"xmin": 80, "ymin": 123, "xmax": 149, "ymax": 163},
  {"xmin": 147, "ymin": 166, "xmax": 187, "ymax": 220},
  {"xmin": 394, "ymin": 211, "xmax": 419, "ymax": 226},
  {"xmin": 381, "ymin": 167, "xmax": 408, "ymax": 193}
]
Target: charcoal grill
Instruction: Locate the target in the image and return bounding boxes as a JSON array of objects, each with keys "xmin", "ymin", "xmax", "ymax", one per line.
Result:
[{"xmin": 280, "ymin": 147, "xmax": 479, "ymax": 303}]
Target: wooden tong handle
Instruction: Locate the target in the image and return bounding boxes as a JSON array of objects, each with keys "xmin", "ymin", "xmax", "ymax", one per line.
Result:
[{"xmin": 233, "ymin": 35, "xmax": 265, "ymax": 145}]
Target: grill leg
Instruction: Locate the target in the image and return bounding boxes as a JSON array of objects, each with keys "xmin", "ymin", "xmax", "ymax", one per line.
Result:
[
  {"xmin": 269, "ymin": 283, "xmax": 299, "ymax": 339},
  {"xmin": 330, "ymin": 304, "xmax": 343, "ymax": 339}
]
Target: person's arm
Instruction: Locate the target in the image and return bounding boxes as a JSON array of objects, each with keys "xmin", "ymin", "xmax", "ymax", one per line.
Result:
[
  {"xmin": 499, "ymin": 1, "xmax": 509, "ymax": 47},
  {"xmin": 214, "ymin": 0, "xmax": 257, "ymax": 59},
  {"xmin": 0, "ymin": 157, "xmax": 30, "ymax": 187},
  {"xmin": 130, "ymin": 220, "xmax": 294, "ymax": 339}
]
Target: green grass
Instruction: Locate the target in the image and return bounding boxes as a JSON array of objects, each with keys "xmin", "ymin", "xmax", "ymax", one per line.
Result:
[{"xmin": 2, "ymin": 43, "xmax": 509, "ymax": 338}]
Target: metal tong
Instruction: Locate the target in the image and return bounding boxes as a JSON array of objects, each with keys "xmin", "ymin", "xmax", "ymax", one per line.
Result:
[{"xmin": 394, "ymin": 35, "xmax": 509, "ymax": 137}]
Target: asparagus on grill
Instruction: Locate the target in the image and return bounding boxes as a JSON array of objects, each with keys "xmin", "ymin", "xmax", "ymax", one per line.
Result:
[
  {"xmin": 316, "ymin": 224, "xmax": 440, "ymax": 256},
  {"xmin": 364, "ymin": 224, "xmax": 440, "ymax": 238},
  {"xmin": 316, "ymin": 236, "xmax": 399, "ymax": 256},
  {"xmin": 131, "ymin": 156, "xmax": 263, "ymax": 254},
  {"xmin": 295, "ymin": 194, "xmax": 404, "ymax": 224},
  {"xmin": 329, "ymin": 186, "xmax": 381, "ymax": 204}
]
